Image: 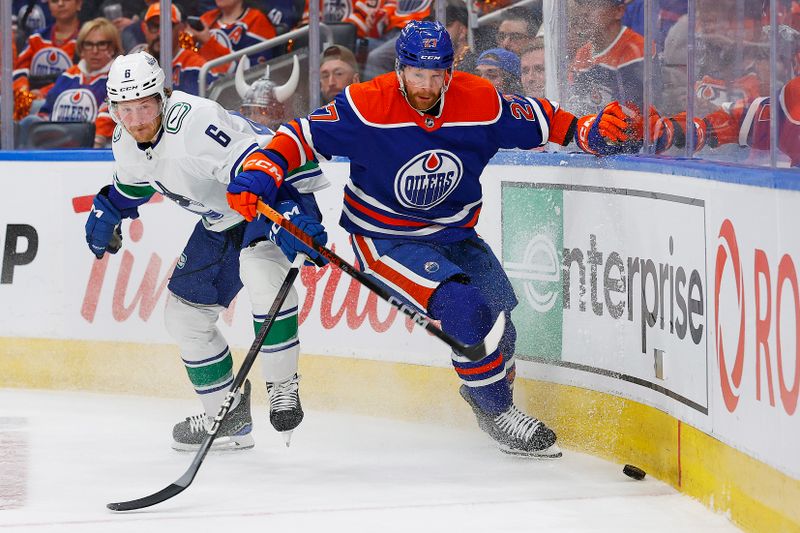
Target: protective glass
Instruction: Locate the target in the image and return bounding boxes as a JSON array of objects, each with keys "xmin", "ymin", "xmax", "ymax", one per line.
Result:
[{"xmin": 110, "ymin": 95, "xmax": 162, "ymax": 128}]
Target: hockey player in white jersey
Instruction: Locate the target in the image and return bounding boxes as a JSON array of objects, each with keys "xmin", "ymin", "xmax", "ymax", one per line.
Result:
[{"xmin": 84, "ymin": 51, "xmax": 329, "ymax": 450}]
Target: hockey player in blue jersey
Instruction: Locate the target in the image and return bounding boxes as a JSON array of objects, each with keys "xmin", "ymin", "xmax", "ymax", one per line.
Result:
[{"xmin": 226, "ymin": 21, "xmax": 637, "ymax": 457}]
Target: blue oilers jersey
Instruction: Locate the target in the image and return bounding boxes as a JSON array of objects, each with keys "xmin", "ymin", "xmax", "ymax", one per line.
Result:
[
  {"xmin": 270, "ymin": 71, "xmax": 576, "ymax": 243},
  {"xmin": 39, "ymin": 62, "xmax": 108, "ymax": 122}
]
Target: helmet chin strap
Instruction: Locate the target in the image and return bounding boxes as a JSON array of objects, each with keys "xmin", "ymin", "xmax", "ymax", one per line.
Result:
[{"xmin": 395, "ymin": 62, "xmax": 453, "ymax": 116}]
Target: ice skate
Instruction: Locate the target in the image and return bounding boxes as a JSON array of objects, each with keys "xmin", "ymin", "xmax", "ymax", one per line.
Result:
[
  {"xmin": 172, "ymin": 380, "xmax": 255, "ymax": 451},
  {"xmin": 266, "ymin": 373, "xmax": 304, "ymax": 446},
  {"xmin": 460, "ymin": 385, "xmax": 562, "ymax": 458}
]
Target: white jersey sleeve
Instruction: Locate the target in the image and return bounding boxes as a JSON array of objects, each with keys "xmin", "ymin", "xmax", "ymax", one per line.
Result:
[
  {"xmin": 110, "ymin": 91, "xmax": 328, "ymax": 232},
  {"xmin": 177, "ymin": 102, "xmax": 270, "ymax": 187}
]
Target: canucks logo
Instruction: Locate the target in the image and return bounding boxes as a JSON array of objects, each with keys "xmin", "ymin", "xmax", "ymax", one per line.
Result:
[{"xmin": 394, "ymin": 150, "xmax": 463, "ymax": 210}]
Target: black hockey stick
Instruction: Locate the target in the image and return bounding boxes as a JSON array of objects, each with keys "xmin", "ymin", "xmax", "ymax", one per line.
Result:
[
  {"xmin": 256, "ymin": 200, "xmax": 504, "ymax": 362},
  {"xmin": 107, "ymin": 253, "xmax": 311, "ymax": 512}
]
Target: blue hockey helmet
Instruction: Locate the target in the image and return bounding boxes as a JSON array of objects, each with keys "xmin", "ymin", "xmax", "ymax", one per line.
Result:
[{"xmin": 395, "ymin": 20, "xmax": 454, "ymax": 70}]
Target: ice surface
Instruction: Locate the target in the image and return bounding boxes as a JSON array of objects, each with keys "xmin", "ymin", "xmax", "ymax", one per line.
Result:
[{"xmin": 0, "ymin": 389, "xmax": 740, "ymax": 532}]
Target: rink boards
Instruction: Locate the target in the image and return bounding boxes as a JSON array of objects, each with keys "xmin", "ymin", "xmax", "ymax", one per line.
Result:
[{"xmin": 0, "ymin": 150, "xmax": 799, "ymax": 532}]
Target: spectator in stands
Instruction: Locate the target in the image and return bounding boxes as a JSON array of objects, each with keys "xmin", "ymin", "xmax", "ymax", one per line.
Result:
[
  {"xmin": 567, "ymin": 0, "xmax": 644, "ymax": 116},
  {"xmin": 299, "ymin": 0, "xmax": 382, "ymax": 40},
  {"xmin": 656, "ymin": 0, "xmax": 687, "ymax": 49},
  {"xmin": 16, "ymin": 17, "xmax": 120, "ymax": 147},
  {"xmin": 235, "ymin": 54, "xmax": 300, "ymax": 129},
  {"xmin": 98, "ymin": 0, "xmax": 141, "ymax": 32},
  {"xmin": 13, "ymin": 0, "xmax": 82, "ymax": 96},
  {"xmin": 120, "ymin": 0, "xmax": 157, "ymax": 53},
  {"xmin": 631, "ymin": 76, "xmax": 800, "ymax": 166},
  {"xmin": 257, "ymin": 0, "xmax": 299, "ymax": 33},
  {"xmin": 497, "ymin": 6, "xmax": 540, "ymax": 57},
  {"xmin": 520, "ymin": 35, "xmax": 545, "ymax": 97},
  {"xmin": 39, "ymin": 16, "xmax": 120, "ymax": 119},
  {"xmin": 472, "ymin": 0, "xmax": 516, "ymax": 16},
  {"xmin": 143, "ymin": 3, "xmax": 211, "ymax": 95},
  {"xmin": 14, "ymin": 0, "xmax": 54, "ymax": 37},
  {"xmin": 475, "ymin": 47, "xmax": 522, "ymax": 94},
  {"xmin": 363, "ymin": 0, "xmax": 432, "ymax": 79},
  {"xmin": 446, "ymin": 0, "xmax": 477, "ymax": 73},
  {"xmin": 187, "ymin": 0, "xmax": 277, "ymax": 71},
  {"xmin": 320, "ymin": 44, "xmax": 360, "ymax": 102},
  {"xmin": 660, "ymin": 0, "xmax": 783, "ymax": 117}
]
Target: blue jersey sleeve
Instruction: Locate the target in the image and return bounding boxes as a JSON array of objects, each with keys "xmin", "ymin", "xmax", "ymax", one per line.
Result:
[
  {"xmin": 491, "ymin": 93, "xmax": 577, "ymax": 149},
  {"xmin": 304, "ymin": 91, "xmax": 364, "ymax": 160}
]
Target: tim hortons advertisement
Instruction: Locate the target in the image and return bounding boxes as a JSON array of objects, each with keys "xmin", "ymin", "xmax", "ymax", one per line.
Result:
[
  {"xmin": 0, "ymin": 159, "xmax": 450, "ymax": 367},
  {"xmin": 710, "ymin": 187, "xmax": 800, "ymax": 479},
  {"xmin": 500, "ymin": 170, "xmax": 710, "ymax": 428}
]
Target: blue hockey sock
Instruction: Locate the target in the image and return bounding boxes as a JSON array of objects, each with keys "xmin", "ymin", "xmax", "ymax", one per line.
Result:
[{"xmin": 429, "ymin": 280, "xmax": 512, "ymax": 414}]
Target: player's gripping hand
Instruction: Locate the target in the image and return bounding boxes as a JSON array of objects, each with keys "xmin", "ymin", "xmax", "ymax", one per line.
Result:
[
  {"xmin": 227, "ymin": 150, "xmax": 286, "ymax": 221},
  {"xmin": 85, "ymin": 191, "xmax": 138, "ymax": 259},
  {"xmin": 269, "ymin": 200, "xmax": 328, "ymax": 265},
  {"xmin": 625, "ymin": 104, "xmax": 675, "ymax": 153},
  {"xmin": 576, "ymin": 101, "xmax": 638, "ymax": 155},
  {"xmin": 671, "ymin": 111, "xmax": 723, "ymax": 150}
]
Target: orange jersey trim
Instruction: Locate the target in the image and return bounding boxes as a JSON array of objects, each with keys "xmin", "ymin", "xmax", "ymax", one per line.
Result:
[
  {"xmin": 454, "ymin": 353, "xmax": 503, "ymax": 375},
  {"xmin": 352, "ymin": 234, "xmax": 436, "ymax": 309},
  {"xmin": 346, "ymin": 71, "xmax": 501, "ymax": 131},
  {"xmin": 268, "ymin": 132, "xmax": 305, "ymax": 172},
  {"xmin": 535, "ymin": 98, "xmax": 577, "ymax": 146}
]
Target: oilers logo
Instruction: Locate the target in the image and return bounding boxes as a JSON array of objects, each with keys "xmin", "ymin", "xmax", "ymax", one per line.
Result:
[
  {"xmin": 394, "ymin": 150, "xmax": 463, "ymax": 210},
  {"xmin": 31, "ymin": 47, "xmax": 72, "ymax": 76},
  {"xmin": 51, "ymin": 88, "xmax": 98, "ymax": 122},
  {"xmin": 396, "ymin": 0, "xmax": 431, "ymax": 15},
  {"xmin": 211, "ymin": 29, "xmax": 235, "ymax": 50},
  {"xmin": 323, "ymin": 0, "xmax": 352, "ymax": 22}
]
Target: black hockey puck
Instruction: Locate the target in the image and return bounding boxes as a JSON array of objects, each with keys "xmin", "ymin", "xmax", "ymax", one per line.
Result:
[{"xmin": 623, "ymin": 464, "xmax": 646, "ymax": 480}]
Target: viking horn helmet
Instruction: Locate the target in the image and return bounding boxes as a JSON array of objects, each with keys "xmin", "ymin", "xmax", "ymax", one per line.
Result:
[{"xmin": 235, "ymin": 54, "xmax": 300, "ymax": 105}]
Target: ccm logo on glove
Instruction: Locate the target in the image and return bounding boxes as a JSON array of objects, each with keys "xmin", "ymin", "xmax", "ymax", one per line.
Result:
[{"xmin": 243, "ymin": 155, "xmax": 284, "ymax": 185}]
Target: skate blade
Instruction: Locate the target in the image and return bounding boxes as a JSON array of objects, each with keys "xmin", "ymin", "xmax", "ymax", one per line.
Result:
[
  {"xmin": 499, "ymin": 443, "xmax": 563, "ymax": 459},
  {"xmin": 171, "ymin": 433, "xmax": 255, "ymax": 452},
  {"xmin": 281, "ymin": 430, "xmax": 294, "ymax": 447}
]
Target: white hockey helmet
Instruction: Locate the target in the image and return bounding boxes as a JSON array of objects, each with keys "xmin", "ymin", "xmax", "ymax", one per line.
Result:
[{"xmin": 107, "ymin": 51, "xmax": 166, "ymax": 103}]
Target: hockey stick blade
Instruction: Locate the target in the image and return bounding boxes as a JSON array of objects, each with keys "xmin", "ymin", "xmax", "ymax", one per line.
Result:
[
  {"xmin": 256, "ymin": 200, "xmax": 504, "ymax": 362},
  {"xmin": 106, "ymin": 254, "xmax": 306, "ymax": 512},
  {"xmin": 107, "ymin": 482, "xmax": 187, "ymax": 512}
]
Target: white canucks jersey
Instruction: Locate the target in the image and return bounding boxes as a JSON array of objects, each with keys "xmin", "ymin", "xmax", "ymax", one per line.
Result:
[{"xmin": 111, "ymin": 90, "xmax": 329, "ymax": 231}]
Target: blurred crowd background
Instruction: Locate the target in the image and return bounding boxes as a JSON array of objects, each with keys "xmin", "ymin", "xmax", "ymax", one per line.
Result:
[{"xmin": 1, "ymin": 0, "xmax": 798, "ymax": 167}]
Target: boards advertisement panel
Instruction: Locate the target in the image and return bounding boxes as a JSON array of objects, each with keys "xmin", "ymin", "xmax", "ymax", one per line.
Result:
[
  {"xmin": 497, "ymin": 161, "xmax": 800, "ymax": 480},
  {"xmin": 0, "ymin": 159, "xmax": 450, "ymax": 368},
  {"xmin": 1, "ymin": 153, "xmax": 798, "ymax": 481}
]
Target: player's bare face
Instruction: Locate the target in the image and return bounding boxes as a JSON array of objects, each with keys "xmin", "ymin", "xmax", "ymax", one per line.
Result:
[
  {"xmin": 402, "ymin": 67, "xmax": 446, "ymax": 111},
  {"xmin": 114, "ymin": 95, "xmax": 162, "ymax": 142}
]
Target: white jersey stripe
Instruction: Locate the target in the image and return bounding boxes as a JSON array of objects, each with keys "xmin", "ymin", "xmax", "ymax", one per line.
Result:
[
  {"xmin": 342, "ymin": 204, "xmax": 449, "ymax": 237},
  {"xmin": 347, "ymin": 181, "xmax": 483, "ymax": 225}
]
